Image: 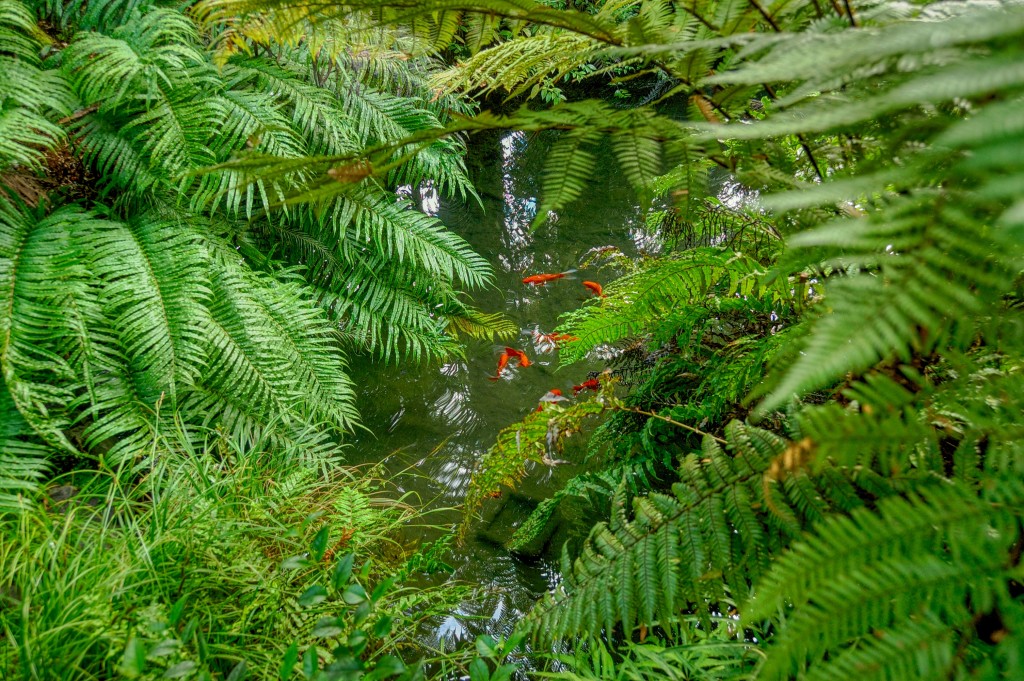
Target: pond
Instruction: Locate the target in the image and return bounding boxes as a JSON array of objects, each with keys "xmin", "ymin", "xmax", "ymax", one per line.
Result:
[{"xmin": 348, "ymin": 129, "xmax": 657, "ymax": 648}]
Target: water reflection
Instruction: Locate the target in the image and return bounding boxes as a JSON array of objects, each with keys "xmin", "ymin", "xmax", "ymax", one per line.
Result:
[
  {"xmin": 498, "ymin": 131, "xmax": 536, "ymax": 273},
  {"xmin": 349, "ymin": 130, "xmax": 657, "ymax": 645}
]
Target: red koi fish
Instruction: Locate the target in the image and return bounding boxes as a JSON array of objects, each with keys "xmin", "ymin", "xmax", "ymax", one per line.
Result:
[
  {"xmin": 573, "ymin": 378, "xmax": 601, "ymax": 395},
  {"xmin": 536, "ymin": 388, "xmax": 568, "ymax": 411},
  {"xmin": 532, "ymin": 330, "xmax": 579, "ymax": 352},
  {"xmin": 582, "ymin": 281, "xmax": 604, "ymax": 297},
  {"xmin": 488, "ymin": 351, "xmax": 511, "ymax": 381},
  {"xmin": 505, "ymin": 347, "xmax": 532, "ymax": 368},
  {"xmin": 522, "ymin": 269, "xmax": 576, "ymax": 286}
]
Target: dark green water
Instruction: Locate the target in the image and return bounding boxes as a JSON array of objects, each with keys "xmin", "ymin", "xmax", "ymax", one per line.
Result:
[{"xmin": 349, "ymin": 130, "xmax": 656, "ymax": 646}]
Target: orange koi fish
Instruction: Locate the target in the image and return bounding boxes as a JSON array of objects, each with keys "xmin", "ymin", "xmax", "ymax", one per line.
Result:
[
  {"xmin": 573, "ymin": 378, "xmax": 601, "ymax": 395},
  {"xmin": 488, "ymin": 351, "xmax": 511, "ymax": 381},
  {"xmin": 582, "ymin": 281, "xmax": 604, "ymax": 297},
  {"xmin": 532, "ymin": 329, "xmax": 578, "ymax": 350},
  {"xmin": 505, "ymin": 347, "xmax": 532, "ymax": 368},
  {"xmin": 522, "ymin": 269, "xmax": 576, "ymax": 286}
]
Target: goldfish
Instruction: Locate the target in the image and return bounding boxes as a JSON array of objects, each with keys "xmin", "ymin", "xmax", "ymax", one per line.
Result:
[
  {"xmin": 582, "ymin": 281, "xmax": 604, "ymax": 297},
  {"xmin": 505, "ymin": 346, "xmax": 531, "ymax": 367},
  {"xmin": 488, "ymin": 351, "xmax": 511, "ymax": 381},
  {"xmin": 573, "ymin": 378, "xmax": 600, "ymax": 395},
  {"xmin": 522, "ymin": 269, "xmax": 576, "ymax": 285},
  {"xmin": 536, "ymin": 388, "xmax": 568, "ymax": 411},
  {"xmin": 532, "ymin": 329, "xmax": 578, "ymax": 352}
]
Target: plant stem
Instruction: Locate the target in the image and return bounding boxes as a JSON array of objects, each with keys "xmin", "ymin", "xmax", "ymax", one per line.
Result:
[{"xmin": 614, "ymin": 405, "xmax": 727, "ymax": 444}]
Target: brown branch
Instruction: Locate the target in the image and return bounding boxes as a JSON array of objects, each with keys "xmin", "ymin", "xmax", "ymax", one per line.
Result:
[
  {"xmin": 749, "ymin": 0, "xmax": 781, "ymax": 32},
  {"xmin": 842, "ymin": 0, "xmax": 859, "ymax": 27},
  {"xmin": 57, "ymin": 105, "xmax": 98, "ymax": 125},
  {"xmin": 614, "ymin": 405, "xmax": 727, "ymax": 444}
]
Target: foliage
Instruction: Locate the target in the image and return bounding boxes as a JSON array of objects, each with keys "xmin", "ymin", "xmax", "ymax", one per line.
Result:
[
  {"xmin": 462, "ymin": 394, "xmax": 608, "ymax": 527},
  {"xmin": 539, "ymin": 618, "xmax": 763, "ymax": 681},
  {"xmin": 8, "ymin": 0, "xmax": 1024, "ymax": 678},
  {"xmin": 0, "ymin": 0, "xmax": 510, "ymax": 506},
  {"xmin": 0, "ymin": 432, "xmax": 471, "ymax": 679},
  {"xmin": 288, "ymin": 0, "xmax": 1024, "ymax": 678}
]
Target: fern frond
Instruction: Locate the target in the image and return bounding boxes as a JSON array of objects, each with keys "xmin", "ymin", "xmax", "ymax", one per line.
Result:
[
  {"xmin": 525, "ymin": 421, "xmax": 906, "ymax": 641},
  {"xmin": 558, "ymin": 248, "xmax": 786, "ymax": 364},
  {"xmin": 62, "ymin": 9, "xmax": 207, "ymax": 110},
  {"xmin": 531, "ymin": 128, "xmax": 601, "ymax": 229},
  {"xmin": 0, "ymin": 378, "xmax": 53, "ymax": 512},
  {"xmin": 86, "ymin": 212, "xmax": 210, "ymax": 409},
  {"xmin": 0, "ymin": 199, "xmax": 88, "ymax": 452},
  {"xmin": 801, "ymin": 615, "xmax": 955, "ymax": 681},
  {"xmin": 757, "ymin": 197, "xmax": 1022, "ymax": 414},
  {"xmin": 441, "ymin": 303, "xmax": 517, "ymax": 343},
  {"xmin": 189, "ymin": 244, "xmax": 358, "ymax": 437},
  {"xmin": 432, "ymin": 31, "xmax": 603, "ymax": 100},
  {"xmin": 506, "ymin": 457, "xmax": 658, "ymax": 554},
  {"xmin": 198, "ymin": 0, "xmax": 624, "ymax": 47},
  {"xmin": 747, "ymin": 479, "xmax": 1024, "ymax": 681},
  {"xmin": 464, "ymin": 397, "xmax": 608, "ymax": 526},
  {"xmin": 0, "ymin": 0, "xmax": 72, "ymax": 170}
]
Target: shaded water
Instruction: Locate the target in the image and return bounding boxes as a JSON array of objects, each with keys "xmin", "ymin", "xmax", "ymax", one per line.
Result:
[{"xmin": 349, "ymin": 130, "xmax": 655, "ymax": 646}]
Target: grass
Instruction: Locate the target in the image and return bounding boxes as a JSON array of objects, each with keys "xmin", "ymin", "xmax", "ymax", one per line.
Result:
[{"xmin": 0, "ymin": 426, "xmax": 472, "ymax": 680}]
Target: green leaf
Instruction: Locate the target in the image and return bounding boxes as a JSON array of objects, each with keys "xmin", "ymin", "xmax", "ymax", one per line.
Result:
[
  {"xmin": 226, "ymin": 661, "xmax": 247, "ymax": 681},
  {"xmin": 475, "ymin": 635, "xmax": 498, "ymax": 659},
  {"xmin": 163, "ymin": 661, "xmax": 197, "ymax": 679},
  {"xmin": 342, "ymin": 584, "xmax": 367, "ymax": 604},
  {"xmin": 468, "ymin": 658, "xmax": 490, "ymax": 681},
  {"xmin": 281, "ymin": 555, "xmax": 312, "ymax": 571},
  {"xmin": 168, "ymin": 597, "xmax": 187, "ymax": 627},
  {"xmin": 353, "ymin": 600, "xmax": 372, "ymax": 627},
  {"xmin": 119, "ymin": 636, "xmax": 147, "ymax": 677},
  {"xmin": 331, "ymin": 554, "xmax": 354, "ymax": 590},
  {"xmin": 365, "ymin": 656, "xmax": 406, "ymax": 680},
  {"xmin": 147, "ymin": 639, "xmax": 181, "ymax": 659},
  {"xmin": 370, "ymin": 578, "xmax": 394, "ymax": 602},
  {"xmin": 373, "ymin": 615, "xmax": 393, "ymax": 638},
  {"xmin": 347, "ymin": 629, "xmax": 368, "ymax": 656},
  {"xmin": 311, "ymin": 617, "xmax": 344, "ymax": 639},
  {"xmin": 280, "ymin": 642, "xmax": 299, "ymax": 681},
  {"xmin": 310, "ymin": 527, "xmax": 330, "ymax": 562},
  {"xmin": 298, "ymin": 585, "xmax": 328, "ymax": 608},
  {"xmin": 302, "ymin": 647, "xmax": 317, "ymax": 678}
]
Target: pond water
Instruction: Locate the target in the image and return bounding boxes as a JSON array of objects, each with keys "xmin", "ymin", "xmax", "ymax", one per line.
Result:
[{"xmin": 348, "ymin": 129, "xmax": 655, "ymax": 647}]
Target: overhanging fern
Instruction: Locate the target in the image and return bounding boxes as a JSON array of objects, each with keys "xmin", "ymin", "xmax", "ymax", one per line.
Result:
[{"xmin": 524, "ymin": 421, "xmax": 912, "ymax": 641}]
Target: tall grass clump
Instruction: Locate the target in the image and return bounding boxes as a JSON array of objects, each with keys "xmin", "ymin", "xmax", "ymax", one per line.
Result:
[{"xmin": 0, "ymin": 428, "xmax": 468, "ymax": 680}]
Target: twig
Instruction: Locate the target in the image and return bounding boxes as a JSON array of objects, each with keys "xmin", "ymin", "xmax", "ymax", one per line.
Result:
[
  {"xmin": 57, "ymin": 105, "xmax": 98, "ymax": 125},
  {"xmin": 615, "ymin": 405, "xmax": 727, "ymax": 444},
  {"xmin": 749, "ymin": 0, "xmax": 781, "ymax": 32},
  {"xmin": 842, "ymin": 0, "xmax": 859, "ymax": 27}
]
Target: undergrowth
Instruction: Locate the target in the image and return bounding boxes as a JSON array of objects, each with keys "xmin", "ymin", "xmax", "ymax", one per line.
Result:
[{"xmin": 0, "ymin": 429, "xmax": 472, "ymax": 680}]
